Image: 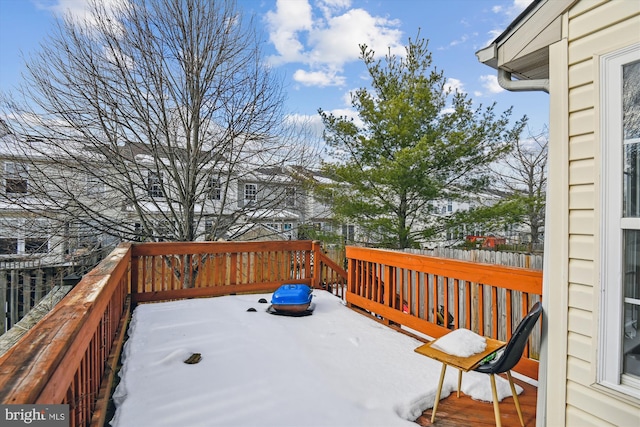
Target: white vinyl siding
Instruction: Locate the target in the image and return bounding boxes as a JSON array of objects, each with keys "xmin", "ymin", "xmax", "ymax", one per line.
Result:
[
  {"xmin": 544, "ymin": 1, "xmax": 640, "ymax": 425},
  {"xmin": 548, "ymin": 0, "xmax": 640, "ymax": 424}
]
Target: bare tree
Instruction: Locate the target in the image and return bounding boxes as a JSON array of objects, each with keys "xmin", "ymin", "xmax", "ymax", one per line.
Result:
[
  {"xmin": 0, "ymin": 0, "xmax": 318, "ymax": 252},
  {"xmin": 491, "ymin": 127, "xmax": 548, "ymax": 246}
]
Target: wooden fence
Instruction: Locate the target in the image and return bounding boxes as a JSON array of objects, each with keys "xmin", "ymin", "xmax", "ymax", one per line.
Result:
[
  {"xmin": 405, "ymin": 247, "xmax": 544, "ymax": 270},
  {"xmin": 130, "ymin": 240, "xmax": 346, "ymax": 304}
]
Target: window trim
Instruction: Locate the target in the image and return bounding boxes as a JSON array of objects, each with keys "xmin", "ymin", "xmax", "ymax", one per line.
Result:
[
  {"xmin": 244, "ymin": 183, "xmax": 257, "ymax": 204},
  {"xmin": 147, "ymin": 171, "xmax": 164, "ymax": 198},
  {"xmin": 5, "ymin": 162, "xmax": 28, "ymax": 194},
  {"xmin": 599, "ymin": 43, "xmax": 640, "ymax": 398},
  {"xmin": 285, "ymin": 187, "xmax": 296, "ymax": 208},
  {"xmin": 209, "ymin": 176, "xmax": 221, "ymax": 201},
  {"xmin": 85, "ymin": 173, "xmax": 105, "ymax": 197}
]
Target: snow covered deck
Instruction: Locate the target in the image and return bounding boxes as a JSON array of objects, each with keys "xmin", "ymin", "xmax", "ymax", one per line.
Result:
[
  {"xmin": 110, "ymin": 291, "xmax": 535, "ymax": 427},
  {"xmin": 0, "ymin": 240, "xmax": 541, "ymax": 427}
]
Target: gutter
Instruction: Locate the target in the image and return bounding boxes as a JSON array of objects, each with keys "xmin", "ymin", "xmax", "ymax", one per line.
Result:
[
  {"xmin": 475, "ymin": 45, "xmax": 550, "ymax": 94},
  {"xmin": 497, "ymin": 68, "xmax": 549, "ymax": 94}
]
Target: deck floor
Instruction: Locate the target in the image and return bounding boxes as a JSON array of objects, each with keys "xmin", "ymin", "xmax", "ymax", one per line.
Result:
[{"xmin": 414, "ymin": 375, "xmax": 537, "ymax": 427}]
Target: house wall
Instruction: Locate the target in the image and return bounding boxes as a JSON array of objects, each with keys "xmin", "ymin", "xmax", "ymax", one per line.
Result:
[{"xmin": 546, "ymin": 0, "xmax": 640, "ymax": 425}]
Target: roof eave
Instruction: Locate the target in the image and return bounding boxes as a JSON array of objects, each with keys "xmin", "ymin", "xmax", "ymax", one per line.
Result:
[{"xmin": 476, "ymin": 0, "xmax": 576, "ymax": 81}]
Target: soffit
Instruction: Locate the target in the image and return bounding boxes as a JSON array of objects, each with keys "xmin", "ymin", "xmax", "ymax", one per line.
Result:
[{"xmin": 477, "ymin": 0, "xmax": 576, "ymax": 79}]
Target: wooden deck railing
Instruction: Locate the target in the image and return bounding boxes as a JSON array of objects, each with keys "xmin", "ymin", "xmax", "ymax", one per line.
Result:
[
  {"xmin": 0, "ymin": 240, "xmax": 542, "ymax": 427},
  {"xmin": 0, "ymin": 240, "xmax": 346, "ymax": 427},
  {"xmin": 0, "ymin": 244, "xmax": 132, "ymax": 427},
  {"xmin": 345, "ymin": 246, "xmax": 543, "ymax": 380},
  {"xmin": 129, "ymin": 240, "xmax": 347, "ymax": 304}
]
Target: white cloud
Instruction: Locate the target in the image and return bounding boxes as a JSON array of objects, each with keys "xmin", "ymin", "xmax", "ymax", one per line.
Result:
[
  {"xmin": 485, "ymin": 0, "xmax": 534, "ymax": 45},
  {"xmin": 293, "ymin": 69, "xmax": 345, "ymax": 87},
  {"xmin": 342, "ymin": 89, "xmax": 356, "ymax": 107},
  {"xmin": 316, "ymin": 0, "xmax": 352, "ymax": 20},
  {"xmin": 285, "ymin": 113, "xmax": 325, "ymax": 140},
  {"xmin": 265, "ymin": 0, "xmax": 403, "ymax": 88},
  {"xmin": 265, "ymin": 0, "xmax": 313, "ymax": 65},
  {"xmin": 444, "ymin": 78, "xmax": 465, "ymax": 94},
  {"xmin": 42, "ymin": 0, "xmax": 125, "ymax": 26},
  {"xmin": 307, "ymin": 8, "xmax": 403, "ymax": 67},
  {"xmin": 493, "ymin": 0, "xmax": 532, "ymax": 18},
  {"xmin": 480, "ymin": 74, "xmax": 504, "ymax": 94}
]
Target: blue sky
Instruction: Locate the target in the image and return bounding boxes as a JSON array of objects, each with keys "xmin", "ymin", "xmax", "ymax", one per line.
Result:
[{"xmin": 0, "ymin": 0, "xmax": 549, "ymax": 135}]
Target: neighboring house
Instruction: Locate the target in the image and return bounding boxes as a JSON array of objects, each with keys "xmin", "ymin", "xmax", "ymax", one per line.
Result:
[
  {"xmin": 0, "ymin": 125, "xmax": 349, "ymax": 262},
  {"xmin": 234, "ymin": 165, "xmax": 348, "ymax": 241},
  {"xmin": 0, "ymin": 129, "xmax": 110, "ymax": 265},
  {"xmin": 477, "ymin": 0, "xmax": 640, "ymax": 426},
  {"xmin": 430, "ymin": 191, "xmax": 532, "ymax": 248}
]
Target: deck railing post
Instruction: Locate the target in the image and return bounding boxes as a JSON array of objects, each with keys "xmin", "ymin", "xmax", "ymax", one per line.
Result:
[{"xmin": 312, "ymin": 241, "xmax": 321, "ymax": 288}]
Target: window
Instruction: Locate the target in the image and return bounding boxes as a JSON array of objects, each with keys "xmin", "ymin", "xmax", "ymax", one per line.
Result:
[
  {"xmin": 86, "ymin": 174, "xmax": 104, "ymax": 197},
  {"xmin": 244, "ymin": 184, "xmax": 257, "ymax": 204},
  {"xmin": 153, "ymin": 221, "xmax": 174, "ymax": 241},
  {"xmin": 65, "ymin": 221, "xmax": 100, "ymax": 254},
  {"xmin": 600, "ymin": 45, "xmax": 640, "ymax": 396},
  {"xmin": 5, "ymin": 162, "xmax": 28, "ymax": 194},
  {"xmin": 342, "ymin": 224, "xmax": 355, "ymax": 242},
  {"xmin": 285, "ymin": 187, "xmax": 296, "ymax": 207},
  {"xmin": 25, "ymin": 238, "xmax": 48, "ymax": 254},
  {"xmin": 0, "ymin": 238, "xmax": 17, "ymax": 254},
  {"xmin": 147, "ymin": 171, "xmax": 163, "ymax": 198},
  {"xmin": 209, "ymin": 176, "xmax": 221, "ymax": 200}
]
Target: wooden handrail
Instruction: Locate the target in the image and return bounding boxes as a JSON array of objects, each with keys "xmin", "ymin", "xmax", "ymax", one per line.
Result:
[
  {"xmin": 345, "ymin": 246, "xmax": 543, "ymax": 380},
  {"xmin": 0, "ymin": 240, "xmax": 542, "ymax": 427},
  {"xmin": 130, "ymin": 240, "xmax": 321, "ymax": 304},
  {"xmin": 0, "ymin": 244, "xmax": 132, "ymax": 426}
]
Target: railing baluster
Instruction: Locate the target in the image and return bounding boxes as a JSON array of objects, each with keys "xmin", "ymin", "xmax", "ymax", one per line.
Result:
[
  {"xmin": 453, "ymin": 278, "xmax": 460, "ymax": 329},
  {"xmin": 491, "ymin": 285, "xmax": 498, "ymax": 338},
  {"xmin": 343, "ymin": 246, "xmax": 542, "ymax": 379}
]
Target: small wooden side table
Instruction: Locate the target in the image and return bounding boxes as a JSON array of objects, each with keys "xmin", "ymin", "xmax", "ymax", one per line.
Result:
[{"xmin": 415, "ymin": 337, "xmax": 506, "ymax": 424}]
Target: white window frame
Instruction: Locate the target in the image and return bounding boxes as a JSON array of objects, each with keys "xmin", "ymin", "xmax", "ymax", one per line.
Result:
[
  {"xmin": 209, "ymin": 176, "xmax": 221, "ymax": 201},
  {"xmin": 244, "ymin": 183, "xmax": 257, "ymax": 204},
  {"xmin": 85, "ymin": 173, "xmax": 105, "ymax": 197},
  {"xmin": 599, "ymin": 43, "xmax": 640, "ymax": 397},
  {"xmin": 147, "ymin": 171, "xmax": 164, "ymax": 198},
  {"xmin": 5, "ymin": 162, "xmax": 28, "ymax": 194},
  {"xmin": 285, "ymin": 187, "xmax": 296, "ymax": 207}
]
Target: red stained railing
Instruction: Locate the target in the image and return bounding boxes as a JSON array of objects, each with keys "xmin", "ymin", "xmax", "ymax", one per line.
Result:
[
  {"xmin": 0, "ymin": 240, "xmax": 346, "ymax": 427},
  {"xmin": 345, "ymin": 246, "xmax": 543, "ymax": 380},
  {"xmin": 0, "ymin": 240, "xmax": 542, "ymax": 427},
  {"xmin": 0, "ymin": 244, "xmax": 132, "ymax": 426}
]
